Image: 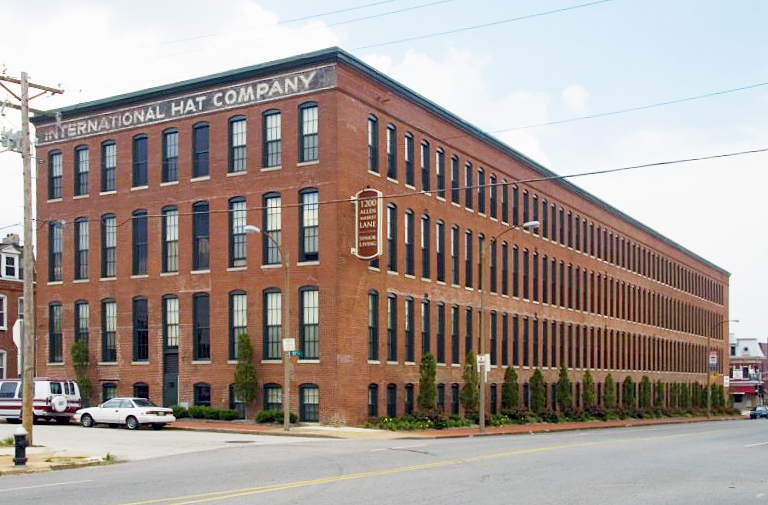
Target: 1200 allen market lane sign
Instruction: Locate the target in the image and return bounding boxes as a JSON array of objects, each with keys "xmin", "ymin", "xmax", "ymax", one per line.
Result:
[
  {"xmin": 354, "ymin": 188, "xmax": 382, "ymax": 260},
  {"xmin": 36, "ymin": 65, "xmax": 336, "ymax": 145}
]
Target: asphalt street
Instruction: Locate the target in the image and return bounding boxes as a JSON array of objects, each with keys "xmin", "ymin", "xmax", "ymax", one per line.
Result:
[{"xmin": 1, "ymin": 419, "xmax": 766, "ymax": 505}]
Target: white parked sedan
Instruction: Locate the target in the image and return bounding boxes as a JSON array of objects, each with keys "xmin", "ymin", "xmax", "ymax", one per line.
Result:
[{"xmin": 74, "ymin": 397, "xmax": 176, "ymax": 430}]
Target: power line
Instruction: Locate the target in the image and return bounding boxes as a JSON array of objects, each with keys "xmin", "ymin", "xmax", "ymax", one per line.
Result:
[
  {"xmin": 352, "ymin": 0, "xmax": 617, "ymax": 50},
  {"xmin": 33, "ymin": 146, "xmax": 768, "ymax": 229},
  {"xmin": 12, "ymin": 0, "xmax": 400, "ymax": 66},
  {"xmin": 492, "ymin": 81, "xmax": 768, "ymax": 132}
]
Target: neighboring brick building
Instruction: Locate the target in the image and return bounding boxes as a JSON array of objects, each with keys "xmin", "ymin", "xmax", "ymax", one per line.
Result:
[
  {"xmin": 31, "ymin": 48, "xmax": 730, "ymax": 425},
  {"xmin": 729, "ymin": 335, "xmax": 765, "ymax": 409},
  {"xmin": 0, "ymin": 234, "xmax": 24, "ymax": 379}
]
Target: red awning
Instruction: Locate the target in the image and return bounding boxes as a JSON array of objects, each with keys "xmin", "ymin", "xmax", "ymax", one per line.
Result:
[{"xmin": 730, "ymin": 385, "xmax": 758, "ymax": 394}]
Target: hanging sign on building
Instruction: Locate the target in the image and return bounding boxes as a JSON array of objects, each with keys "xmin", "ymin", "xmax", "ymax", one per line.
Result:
[
  {"xmin": 354, "ymin": 188, "xmax": 382, "ymax": 260},
  {"xmin": 709, "ymin": 350, "xmax": 718, "ymax": 370}
]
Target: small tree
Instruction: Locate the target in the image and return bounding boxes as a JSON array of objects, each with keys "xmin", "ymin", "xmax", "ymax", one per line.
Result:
[
  {"xmin": 670, "ymin": 383, "xmax": 679, "ymax": 409},
  {"xmin": 680, "ymin": 383, "xmax": 690, "ymax": 409},
  {"xmin": 582, "ymin": 369, "xmax": 595, "ymax": 410},
  {"xmin": 717, "ymin": 385, "xmax": 726, "ymax": 409},
  {"xmin": 233, "ymin": 334, "xmax": 258, "ymax": 414},
  {"xmin": 418, "ymin": 353, "xmax": 437, "ymax": 412},
  {"xmin": 501, "ymin": 366, "xmax": 519, "ymax": 412},
  {"xmin": 654, "ymin": 380, "xmax": 665, "ymax": 408},
  {"xmin": 71, "ymin": 339, "xmax": 92, "ymax": 406},
  {"xmin": 460, "ymin": 351, "xmax": 479, "ymax": 417},
  {"xmin": 622, "ymin": 376, "xmax": 635, "ymax": 408},
  {"xmin": 604, "ymin": 373, "xmax": 616, "ymax": 408},
  {"xmin": 529, "ymin": 369, "xmax": 546, "ymax": 414},
  {"xmin": 639, "ymin": 376, "xmax": 652, "ymax": 409},
  {"xmin": 556, "ymin": 364, "xmax": 572, "ymax": 412}
]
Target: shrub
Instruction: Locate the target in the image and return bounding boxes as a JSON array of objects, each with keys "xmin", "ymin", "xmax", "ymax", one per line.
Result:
[
  {"xmin": 582, "ymin": 370, "xmax": 596, "ymax": 410},
  {"xmin": 418, "ymin": 353, "xmax": 437, "ymax": 412},
  {"xmin": 489, "ymin": 414, "xmax": 512, "ymax": 427},
  {"xmin": 501, "ymin": 366, "xmax": 519, "ymax": 412},
  {"xmin": 603, "ymin": 374, "xmax": 616, "ymax": 408},
  {"xmin": 529, "ymin": 369, "xmax": 546, "ymax": 414},
  {"xmin": 254, "ymin": 409, "xmax": 298, "ymax": 424},
  {"xmin": 640, "ymin": 376, "xmax": 652, "ymax": 409},
  {"xmin": 460, "ymin": 351, "xmax": 479, "ymax": 416},
  {"xmin": 556, "ymin": 365, "xmax": 572, "ymax": 413},
  {"xmin": 172, "ymin": 405, "xmax": 189, "ymax": 418}
]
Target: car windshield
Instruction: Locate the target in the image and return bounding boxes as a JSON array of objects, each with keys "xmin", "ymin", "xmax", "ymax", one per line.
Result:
[{"xmin": 132, "ymin": 398, "xmax": 158, "ymax": 407}]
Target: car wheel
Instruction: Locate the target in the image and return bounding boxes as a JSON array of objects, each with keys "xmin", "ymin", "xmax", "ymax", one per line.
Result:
[
  {"xmin": 81, "ymin": 414, "xmax": 94, "ymax": 428},
  {"xmin": 126, "ymin": 416, "xmax": 140, "ymax": 430},
  {"xmin": 151, "ymin": 424, "xmax": 165, "ymax": 431}
]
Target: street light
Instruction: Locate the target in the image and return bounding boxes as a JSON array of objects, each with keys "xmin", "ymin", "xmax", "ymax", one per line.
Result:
[
  {"xmin": 708, "ymin": 318, "xmax": 738, "ymax": 418},
  {"xmin": 478, "ymin": 220, "xmax": 539, "ymax": 433},
  {"xmin": 244, "ymin": 224, "xmax": 292, "ymax": 432}
]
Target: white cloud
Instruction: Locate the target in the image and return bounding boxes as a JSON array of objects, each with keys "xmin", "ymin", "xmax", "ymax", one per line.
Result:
[{"xmin": 561, "ymin": 84, "xmax": 590, "ymax": 113}]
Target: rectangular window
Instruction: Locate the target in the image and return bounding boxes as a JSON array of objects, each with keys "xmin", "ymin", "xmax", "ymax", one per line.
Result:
[
  {"xmin": 542, "ymin": 200, "xmax": 549, "ymax": 239},
  {"xmin": 502, "ymin": 313, "xmax": 509, "ymax": 366},
  {"xmin": 464, "ymin": 230, "xmax": 473, "ymax": 288},
  {"xmin": 299, "ymin": 190, "xmax": 319, "ymax": 261},
  {"xmin": 162, "ymin": 207, "xmax": 179, "ymax": 273},
  {"xmin": 451, "ymin": 226, "xmax": 459, "ymax": 285},
  {"xmin": 405, "ymin": 211, "xmax": 414, "ymax": 276},
  {"xmin": 436, "ymin": 149, "xmax": 445, "ymax": 198},
  {"xmin": 133, "ymin": 298, "xmax": 149, "ymax": 362},
  {"xmin": 490, "ymin": 239, "xmax": 497, "ymax": 294},
  {"xmin": 436, "ymin": 221, "xmax": 445, "ymax": 282},
  {"xmin": 387, "ymin": 204, "xmax": 397, "ymax": 272},
  {"xmin": 501, "ymin": 242, "xmax": 509, "ymax": 295},
  {"xmin": 542, "ymin": 255, "xmax": 548, "ymax": 304},
  {"xmin": 132, "ymin": 211, "xmax": 148, "ymax": 275},
  {"xmin": 523, "ymin": 191, "xmax": 529, "ymax": 224},
  {"xmin": 512, "ymin": 315, "xmax": 519, "ymax": 366},
  {"xmin": 74, "ymin": 301, "xmax": 89, "ymax": 343},
  {"xmin": 478, "ymin": 168, "xmax": 485, "ymax": 214},
  {"xmin": 229, "ymin": 198, "xmax": 247, "ymax": 267},
  {"xmin": 74, "ymin": 146, "xmax": 89, "ymax": 196},
  {"xmin": 533, "ymin": 195, "xmax": 539, "ymax": 235},
  {"xmin": 501, "ymin": 181, "xmax": 509, "ymax": 223},
  {"xmin": 48, "ymin": 303, "xmax": 62, "ymax": 363},
  {"xmin": 163, "ymin": 296, "xmax": 179, "ymax": 348},
  {"xmin": 451, "ymin": 305, "xmax": 460, "ymax": 364},
  {"xmin": 420, "ymin": 141, "xmax": 430, "ymax": 192},
  {"xmin": 523, "ymin": 249, "xmax": 529, "ymax": 300},
  {"xmin": 74, "ymin": 219, "xmax": 89, "ymax": 280},
  {"xmin": 102, "ymin": 300, "xmax": 117, "ymax": 362},
  {"xmin": 387, "ymin": 294, "xmax": 397, "ymax": 361},
  {"xmin": 421, "ymin": 299, "xmax": 431, "ymax": 354},
  {"xmin": 465, "ymin": 307, "xmax": 473, "ymax": 354},
  {"xmin": 386, "ymin": 124, "xmax": 397, "ymax": 179},
  {"xmin": 101, "ymin": 142, "xmax": 116, "ymax": 192},
  {"xmin": 512, "ymin": 246, "xmax": 519, "ymax": 297},
  {"xmin": 490, "ymin": 312, "xmax": 497, "ymax": 365},
  {"xmin": 263, "ymin": 194, "xmax": 282, "ymax": 265},
  {"xmin": 132, "ymin": 135, "xmax": 148, "ymax": 187},
  {"xmin": 436, "ymin": 303, "xmax": 445, "ymax": 364},
  {"xmin": 405, "ymin": 134, "xmax": 414, "ymax": 186},
  {"xmin": 192, "ymin": 123, "xmax": 210, "ymax": 178},
  {"xmin": 489, "ymin": 174, "xmax": 497, "ymax": 219},
  {"xmin": 405, "ymin": 298, "xmax": 414, "ymax": 362},
  {"xmin": 299, "ymin": 104, "xmax": 319, "ymax": 162},
  {"xmin": 193, "ymin": 202, "xmax": 210, "ymax": 270},
  {"xmin": 300, "ymin": 288, "xmax": 320, "ymax": 359},
  {"xmin": 263, "ymin": 290, "xmax": 281, "ymax": 360},
  {"xmin": 229, "ymin": 117, "xmax": 247, "ymax": 173},
  {"xmin": 420, "ymin": 215, "xmax": 430, "ymax": 279},
  {"xmin": 101, "ymin": 215, "xmax": 116, "ymax": 278},
  {"xmin": 512, "ymin": 185, "xmax": 519, "ymax": 226},
  {"xmin": 451, "ymin": 156, "xmax": 460, "ymax": 203},
  {"xmin": 368, "ymin": 291, "xmax": 379, "ymax": 361},
  {"xmin": 533, "ymin": 251, "xmax": 539, "ymax": 301},
  {"xmin": 48, "ymin": 151, "xmax": 62, "ymax": 200},
  {"xmin": 263, "ymin": 112, "xmax": 282, "ymax": 168},
  {"xmin": 465, "ymin": 163, "xmax": 473, "ymax": 209},
  {"xmin": 367, "ymin": 116, "xmax": 378, "ymax": 173},
  {"xmin": 229, "ymin": 292, "xmax": 247, "ymax": 360},
  {"xmin": 162, "ymin": 130, "xmax": 179, "ymax": 182},
  {"xmin": 193, "ymin": 293, "xmax": 210, "ymax": 360}
]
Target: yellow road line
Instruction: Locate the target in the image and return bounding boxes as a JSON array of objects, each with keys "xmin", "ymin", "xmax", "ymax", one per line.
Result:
[{"xmin": 115, "ymin": 427, "xmax": 726, "ymax": 505}]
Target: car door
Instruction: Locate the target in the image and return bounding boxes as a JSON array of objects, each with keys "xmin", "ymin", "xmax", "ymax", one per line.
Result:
[
  {"xmin": 115, "ymin": 399, "xmax": 135, "ymax": 424},
  {"xmin": 94, "ymin": 399, "xmax": 121, "ymax": 424}
]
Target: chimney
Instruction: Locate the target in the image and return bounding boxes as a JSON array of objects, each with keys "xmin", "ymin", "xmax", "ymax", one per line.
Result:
[{"xmin": 2, "ymin": 233, "xmax": 20, "ymax": 245}]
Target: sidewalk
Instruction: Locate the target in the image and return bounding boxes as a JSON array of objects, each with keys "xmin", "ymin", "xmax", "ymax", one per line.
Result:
[{"xmin": 0, "ymin": 446, "xmax": 105, "ymax": 475}]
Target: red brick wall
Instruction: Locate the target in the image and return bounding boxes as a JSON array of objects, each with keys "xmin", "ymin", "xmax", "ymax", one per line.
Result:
[{"xmin": 0, "ymin": 278, "xmax": 22, "ymax": 378}]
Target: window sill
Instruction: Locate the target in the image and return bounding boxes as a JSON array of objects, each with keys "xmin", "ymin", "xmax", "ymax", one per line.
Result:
[
  {"xmin": 131, "ymin": 361, "xmax": 150, "ymax": 365},
  {"xmin": 421, "ymin": 277, "xmax": 431, "ymax": 282},
  {"xmin": 451, "ymin": 201, "xmax": 460, "ymax": 207},
  {"xmin": 191, "ymin": 270, "xmax": 210, "ymax": 275},
  {"xmin": 100, "ymin": 277, "xmax": 117, "ymax": 282},
  {"xmin": 47, "ymin": 281, "xmax": 63, "ymax": 285},
  {"xmin": 405, "ymin": 361, "xmax": 416, "ymax": 365},
  {"xmin": 387, "ymin": 361, "xmax": 399, "ymax": 365},
  {"xmin": 47, "ymin": 198, "xmax": 63, "ymax": 203},
  {"xmin": 160, "ymin": 181, "xmax": 179, "ymax": 187},
  {"xmin": 131, "ymin": 185, "xmax": 149, "ymax": 191},
  {"xmin": 131, "ymin": 274, "xmax": 149, "ymax": 279},
  {"xmin": 227, "ymin": 360, "xmax": 238, "ymax": 365},
  {"xmin": 261, "ymin": 166, "xmax": 282, "ymax": 172},
  {"xmin": 465, "ymin": 286, "xmax": 474, "ymax": 291},
  {"xmin": 73, "ymin": 279, "xmax": 89, "ymax": 284},
  {"xmin": 386, "ymin": 177, "xmax": 398, "ymax": 184},
  {"xmin": 368, "ymin": 266, "xmax": 380, "ymax": 272},
  {"xmin": 47, "ymin": 362, "xmax": 64, "ymax": 366},
  {"xmin": 367, "ymin": 360, "xmax": 381, "ymax": 365},
  {"xmin": 405, "ymin": 274, "xmax": 416, "ymax": 279},
  {"xmin": 227, "ymin": 266, "xmax": 247, "ymax": 272},
  {"xmin": 191, "ymin": 176, "xmax": 211, "ymax": 182},
  {"xmin": 436, "ymin": 196, "xmax": 446, "ymax": 202},
  {"xmin": 465, "ymin": 207, "xmax": 474, "ymax": 213},
  {"xmin": 436, "ymin": 280, "xmax": 446, "ymax": 285},
  {"xmin": 226, "ymin": 172, "xmax": 246, "ymax": 178},
  {"xmin": 297, "ymin": 160, "xmax": 319, "ymax": 167},
  {"xmin": 160, "ymin": 271, "xmax": 179, "ymax": 277},
  {"xmin": 368, "ymin": 170, "xmax": 381, "ymax": 177},
  {"xmin": 297, "ymin": 359, "xmax": 319, "ymax": 363},
  {"xmin": 387, "ymin": 270, "xmax": 398, "ymax": 276},
  {"xmin": 297, "ymin": 261, "xmax": 319, "ymax": 267},
  {"xmin": 261, "ymin": 264, "xmax": 282, "ymax": 270},
  {"xmin": 100, "ymin": 190, "xmax": 117, "ymax": 196},
  {"xmin": 192, "ymin": 360, "xmax": 211, "ymax": 364},
  {"xmin": 97, "ymin": 362, "xmax": 118, "ymax": 366},
  {"xmin": 261, "ymin": 359, "xmax": 282, "ymax": 364},
  {"xmin": 73, "ymin": 194, "xmax": 89, "ymax": 200}
]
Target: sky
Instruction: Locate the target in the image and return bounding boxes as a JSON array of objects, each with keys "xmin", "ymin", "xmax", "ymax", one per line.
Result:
[{"xmin": 1, "ymin": 0, "xmax": 766, "ymax": 339}]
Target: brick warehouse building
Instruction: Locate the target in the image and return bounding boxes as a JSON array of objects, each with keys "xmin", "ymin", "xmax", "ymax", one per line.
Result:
[
  {"xmin": 0, "ymin": 234, "xmax": 24, "ymax": 379},
  {"xmin": 31, "ymin": 48, "xmax": 730, "ymax": 425}
]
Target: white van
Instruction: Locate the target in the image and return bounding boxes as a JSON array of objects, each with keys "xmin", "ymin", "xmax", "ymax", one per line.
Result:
[{"xmin": 0, "ymin": 378, "xmax": 82, "ymax": 423}]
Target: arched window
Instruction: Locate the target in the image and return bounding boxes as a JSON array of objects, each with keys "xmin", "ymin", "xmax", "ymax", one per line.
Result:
[
  {"xmin": 299, "ymin": 383, "xmax": 319, "ymax": 422},
  {"xmin": 133, "ymin": 383, "xmax": 149, "ymax": 399},
  {"xmin": 368, "ymin": 384, "xmax": 379, "ymax": 418},
  {"xmin": 263, "ymin": 383, "xmax": 282, "ymax": 411},
  {"xmin": 194, "ymin": 383, "xmax": 211, "ymax": 406}
]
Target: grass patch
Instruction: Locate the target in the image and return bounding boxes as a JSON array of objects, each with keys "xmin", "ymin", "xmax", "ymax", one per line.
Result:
[{"xmin": 0, "ymin": 436, "xmax": 13, "ymax": 447}]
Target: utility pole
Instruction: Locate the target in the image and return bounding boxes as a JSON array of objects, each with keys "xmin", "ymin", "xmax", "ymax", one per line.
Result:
[{"xmin": 0, "ymin": 71, "xmax": 63, "ymax": 444}]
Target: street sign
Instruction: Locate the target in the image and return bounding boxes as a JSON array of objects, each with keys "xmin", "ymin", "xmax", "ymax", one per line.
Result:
[
  {"xmin": 724, "ymin": 376, "xmax": 730, "ymax": 387},
  {"xmin": 709, "ymin": 350, "xmax": 718, "ymax": 370},
  {"xmin": 283, "ymin": 338, "xmax": 296, "ymax": 352}
]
